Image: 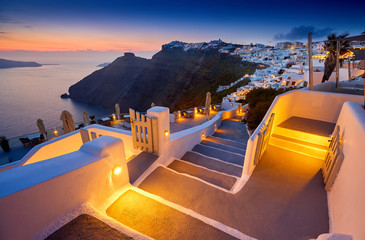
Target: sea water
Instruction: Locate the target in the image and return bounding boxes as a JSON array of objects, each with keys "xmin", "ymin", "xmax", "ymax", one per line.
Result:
[{"xmin": 0, "ymin": 64, "xmax": 112, "ymax": 138}]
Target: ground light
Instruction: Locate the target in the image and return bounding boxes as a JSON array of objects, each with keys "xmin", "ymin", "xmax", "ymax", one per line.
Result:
[{"xmin": 113, "ymin": 165, "xmax": 122, "ymax": 175}]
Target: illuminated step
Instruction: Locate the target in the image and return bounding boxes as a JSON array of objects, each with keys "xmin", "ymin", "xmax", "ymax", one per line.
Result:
[
  {"xmin": 107, "ymin": 190, "xmax": 239, "ymax": 240},
  {"xmin": 168, "ymin": 159, "xmax": 238, "ymax": 190},
  {"xmin": 273, "ymin": 116, "xmax": 335, "ymax": 146},
  {"xmin": 269, "ymin": 134, "xmax": 328, "ymax": 160}
]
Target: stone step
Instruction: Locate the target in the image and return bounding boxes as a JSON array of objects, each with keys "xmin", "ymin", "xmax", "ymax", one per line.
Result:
[
  {"xmin": 168, "ymin": 159, "xmax": 237, "ymax": 190},
  {"xmin": 107, "ymin": 189, "xmax": 239, "ymax": 240},
  {"xmin": 181, "ymin": 151, "xmax": 243, "ymax": 177},
  {"xmin": 269, "ymin": 134, "xmax": 328, "ymax": 160},
  {"xmin": 127, "ymin": 152, "xmax": 159, "ymax": 184},
  {"xmin": 201, "ymin": 140, "xmax": 246, "ymax": 155},
  {"xmin": 206, "ymin": 135, "xmax": 246, "ymax": 149},
  {"xmin": 46, "ymin": 214, "xmax": 134, "ymax": 240},
  {"xmin": 192, "ymin": 144, "xmax": 245, "ymax": 166},
  {"xmin": 274, "ymin": 116, "xmax": 334, "ymax": 146}
]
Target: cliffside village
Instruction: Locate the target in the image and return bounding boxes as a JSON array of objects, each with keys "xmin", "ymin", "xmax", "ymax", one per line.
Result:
[{"xmin": 219, "ymin": 41, "xmax": 364, "ymax": 102}]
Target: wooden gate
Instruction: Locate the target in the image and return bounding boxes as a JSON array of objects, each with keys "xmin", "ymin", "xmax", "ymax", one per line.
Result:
[
  {"xmin": 253, "ymin": 113, "xmax": 275, "ymax": 165},
  {"xmin": 322, "ymin": 125, "xmax": 344, "ymax": 191},
  {"xmin": 129, "ymin": 109, "xmax": 158, "ymax": 153}
]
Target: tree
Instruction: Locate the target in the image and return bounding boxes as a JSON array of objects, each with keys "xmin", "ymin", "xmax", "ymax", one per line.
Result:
[{"xmin": 322, "ymin": 33, "xmax": 350, "ymax": 82}]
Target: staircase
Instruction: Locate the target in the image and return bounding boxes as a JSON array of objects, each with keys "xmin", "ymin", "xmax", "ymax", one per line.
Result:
[
  {"xmin": 167, "ymin": 135, "xmax": 246, "ymax": 191},
  {"xmin": 105, "ymin": 117, "xmax": 329, "ymax": 240},
  {"xmin": 106, "ymin": 118, "xmax": 250, "ymax": 239},
  {"xmin": 269, "ymin": 116, "xmax": 335, "ymax": 159}
]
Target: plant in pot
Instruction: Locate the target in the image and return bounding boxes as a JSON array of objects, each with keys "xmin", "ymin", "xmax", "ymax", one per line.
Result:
[{"xmin": 0, "ymin": 136, "xmax": 10, "ymax": 152}]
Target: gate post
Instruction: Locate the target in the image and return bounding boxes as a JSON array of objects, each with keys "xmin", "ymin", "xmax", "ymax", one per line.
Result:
[{"xmin": 147, "ymin": 106, "xmax": 170, "ymax": 155}]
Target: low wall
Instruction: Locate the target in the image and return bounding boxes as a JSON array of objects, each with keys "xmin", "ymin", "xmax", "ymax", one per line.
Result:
[
  {"xmin": 14, "ymin": 125, "xmax": 138, "ymax": 169},
  {"xmin": 0, "ymin": 136, "xmax": 129, "ymax": 240},
  {"xmin": 243, "ymin": 86, "xmax": 363, "ymax": 176},
  {"xmin": 328, "ymin": 102, "xmax": 365, "ymax": 239},
  {"xmin": 85, "ymin": 125, "xmax": 139, "ymax": 159},
  {"xmin": 17, "ymin": 131, "xmax": 83, "ymax": 167}
]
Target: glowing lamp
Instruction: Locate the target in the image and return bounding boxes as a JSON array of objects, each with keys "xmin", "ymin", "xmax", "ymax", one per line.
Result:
[
  {"xmin": 202, "ymin": 132, "xmax": 205, "ymax": 138},
  {"xmin": 113, "ymin": 165, "xmax": 122, "ymax": 175},
  {"xmin": 164, "ymin": 130, "xmax": 169, "ymax": 137},
  {"xmin": 53, "ymin": 129, "xmax": 58, "ymax": 137},
  {"xmin": 112, "ymin": 114, "xmax": 116, "ymax": 121}
]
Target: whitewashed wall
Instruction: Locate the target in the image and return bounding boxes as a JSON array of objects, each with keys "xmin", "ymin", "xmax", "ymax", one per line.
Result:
[
  {"xmin": 17, "ymin": 130, "xmax": 83, "ymax": 167},
  {"xmin": 243, "ymin": 87, "xmax": 363, "ymax": 176},
  {"xmin": 14, "ymin": 125, "xmax": 138, "ymax": 169},
  {"xmin": 0, "ymin": 136, "xmax": 129, "ymax": 240},
  {"xmin": 328, "ymin": 102, "xmax": 365, "ymax": 239}
]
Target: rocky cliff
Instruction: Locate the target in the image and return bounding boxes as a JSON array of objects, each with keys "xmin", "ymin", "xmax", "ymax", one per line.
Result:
[{"xmin": 68, "ymin": 41, "xmax": 261, "ymax": 112}]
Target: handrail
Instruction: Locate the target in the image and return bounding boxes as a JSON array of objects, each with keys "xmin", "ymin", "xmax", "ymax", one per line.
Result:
[{"xmin": 252, "ymin": 113, "xmax": 275, "ymax": 166}]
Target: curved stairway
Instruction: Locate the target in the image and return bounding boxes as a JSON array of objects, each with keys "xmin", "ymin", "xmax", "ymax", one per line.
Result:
[{"xmin": 106, "ymin": 117, "xmax": 329, "ymax": 240}]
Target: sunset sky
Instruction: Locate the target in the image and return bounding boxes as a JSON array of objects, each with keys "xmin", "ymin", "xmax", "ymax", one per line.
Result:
[{"xmin": 1, "ymin": 0, "xmax": 364, "ymax": 52}]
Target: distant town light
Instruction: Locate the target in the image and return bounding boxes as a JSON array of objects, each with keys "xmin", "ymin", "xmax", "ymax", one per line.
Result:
[
  {"xmin": 113, "ymin": 165, "xmax": 122, "ymax": 175},
  {"xmin": 112, "ymin": 114, "xmax": 116, "ymax": 121}
]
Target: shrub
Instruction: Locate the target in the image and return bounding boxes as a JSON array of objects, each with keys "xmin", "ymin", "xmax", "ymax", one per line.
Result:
[{"xmin": 245, "ymin": 88, "xmax": 291, "ymax": 130}]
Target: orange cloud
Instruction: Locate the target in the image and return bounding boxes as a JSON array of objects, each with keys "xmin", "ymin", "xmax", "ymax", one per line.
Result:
[{"xmin": 0, "ymin": 28, "xmax": 162, "ymax": 51}]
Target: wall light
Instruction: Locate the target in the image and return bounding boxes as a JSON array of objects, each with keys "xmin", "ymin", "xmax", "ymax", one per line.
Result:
[
  {"xmin": 53, "ymin": 129, "xmax": 58, "ymax": 137},
  {"xmin": 202, "ymin": 132, "xmax": 205, "ymax": 138},
  {"xmin": 113, "ymin": 165, "xmax": 122, "ymax": 175},
  {"xmin": 164, "ymin": 130, "xmax": 169, "ymax": 137}
]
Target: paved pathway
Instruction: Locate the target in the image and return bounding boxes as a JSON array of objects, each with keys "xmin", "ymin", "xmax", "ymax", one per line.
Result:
[
  {"xmin": 170, "ymin": 112, "xmax": 218, "ymax": 133},
  {"xmin": 107, "ymin": 190, "xmax": 239, "ymax": 240},
  {"xmin": 213, "ymin": 117, "xmax": 249, "ymax": 143},
  {"xmin": 138, "ymin": 145, "xmax": 329, "ymax": 240}
]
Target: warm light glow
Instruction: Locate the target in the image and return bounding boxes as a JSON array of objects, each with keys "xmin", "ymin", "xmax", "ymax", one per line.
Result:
[
  {"xmin": 202, "ymin": 132, "xmax": 205, "ymax": 138},
  {"xmin": 164, "ymin": 130, "xmax": 169, "ymax": 137},
  {"xmin": 112, "ymin": 114, "xmax": 116, "ymax": 121},
  {"xmin": 53, "ymin": 129, "xmax": 58, "ymax": 136},
  {"xmin": 113, "ymin": 165, "xmax": 122, "ymax": 175}
]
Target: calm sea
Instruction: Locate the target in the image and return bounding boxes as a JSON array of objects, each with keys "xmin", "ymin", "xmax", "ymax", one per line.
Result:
[{"xmin": 0, "ymin": 64, "xmax": 113, "ymax": 138}]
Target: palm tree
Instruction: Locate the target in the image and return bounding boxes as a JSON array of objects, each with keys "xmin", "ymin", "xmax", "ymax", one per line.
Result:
[{"xmin": 322, "ymin": 33, "xmax": 350, "ymax": 82}]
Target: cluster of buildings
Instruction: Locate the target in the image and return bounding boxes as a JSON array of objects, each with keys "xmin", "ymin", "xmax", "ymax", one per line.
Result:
[{"xmin": 222, "ymin": 40, "xmax": 364, "ymax": 102}]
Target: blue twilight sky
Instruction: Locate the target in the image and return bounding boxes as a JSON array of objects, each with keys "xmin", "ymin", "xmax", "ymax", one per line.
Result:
[{"xmin": 0, "ymin": 0, "xmax": 364, "ymax": 52}]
